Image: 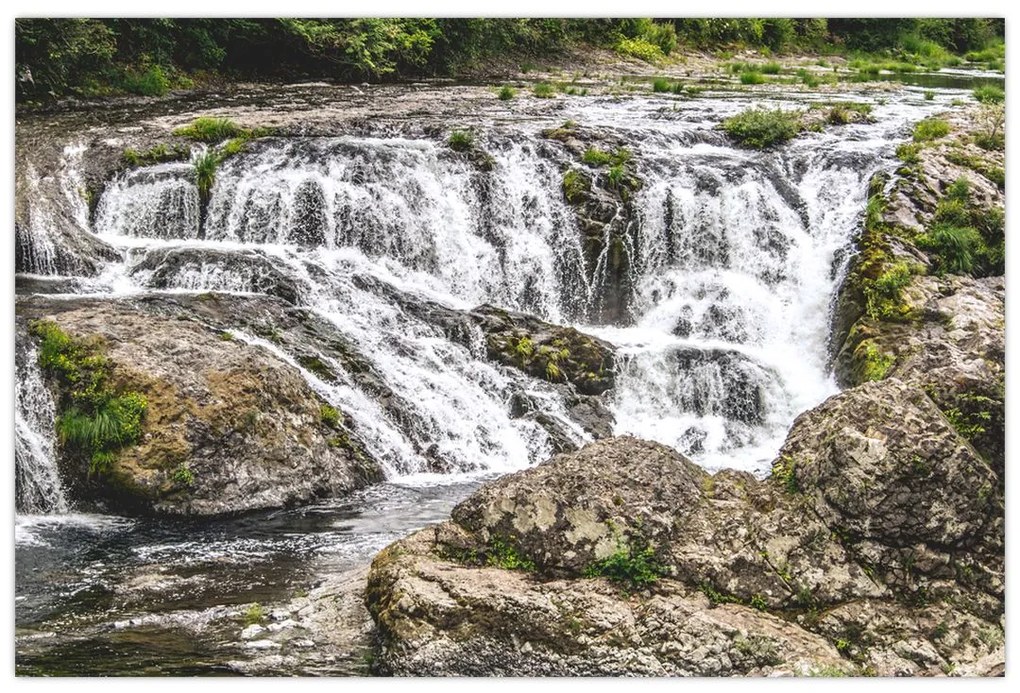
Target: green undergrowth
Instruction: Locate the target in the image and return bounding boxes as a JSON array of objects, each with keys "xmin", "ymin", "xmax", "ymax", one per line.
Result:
[
  {"xmin": 448, "ymin": 129, "xmax": 474, "ymax": 152},
  {"xmin": 722, "ymin": 107, "xmax": 802, "ymax": 149},
  {"xmin": 122, "ymin": 142, "xmax": 191, "ymax": 167},
  {"xmin": 584, "ymin": 536, "xmax": 665, "ymax": 590},
  {"xmin": 912, "ymin": 117, "xmax": 950, "ymax": 143},
  {"xmin": 173, "ymin": 117, "xmax": 274, "ymax": 203},
  {"xmin": 915, "ymin": 177, "xmax": 1004, "ymax": 276},
  {"xmin": 30, "ymin": 320, "xmax": 148, "ymax": 477},
  {"xmin": 486, "ymin": 535, "xmax": 535, "ymax": 571}
]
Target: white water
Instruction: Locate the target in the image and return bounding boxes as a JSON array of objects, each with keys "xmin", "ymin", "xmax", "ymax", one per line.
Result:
[
  {"xmin": 15, "ymin": 342, "xmax": 68, "ymax": 514},
  {"xmin": 16, "ymin": 92, "xmax": 946, "ymax": 513}
]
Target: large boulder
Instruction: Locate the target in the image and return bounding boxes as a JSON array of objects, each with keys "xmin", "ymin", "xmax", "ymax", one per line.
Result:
[
  {"xmin": 18, "ymin": 294, "xmax": 382, "ymax": 516},
  {"xmin": 366, "ymin": 381, "xmax": 1004, "ymax": 676}
]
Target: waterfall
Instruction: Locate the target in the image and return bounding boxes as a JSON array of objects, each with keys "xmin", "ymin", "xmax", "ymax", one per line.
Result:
[
  {"xmin": 14, "ymin": 340, "xmax": 68, "ymax": 514},
  {"xmin": 24, "ymin": 96, "xmax": 932, "ymax": 482}
]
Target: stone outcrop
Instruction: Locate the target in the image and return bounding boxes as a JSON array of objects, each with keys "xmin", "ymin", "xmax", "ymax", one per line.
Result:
[
  {"xmin": 18, "ymin": 294, "xmax": 382, "ymax": 516},
  {"xmin": 366, "ymin": 383, "xmax": 1004, "ymax": 675}
]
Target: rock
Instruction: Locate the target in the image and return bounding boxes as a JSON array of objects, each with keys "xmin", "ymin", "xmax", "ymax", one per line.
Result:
[
  {"xmin": 17, "ymin": 293, "xmax": 382, "ymax": 516},
  {"xmin": 240, "ymin": 624, "xmax": 266, "ymax": 640},
  {"xmin": 367, "ymin": 402, "xmax": 1003, "ymax": 676}
]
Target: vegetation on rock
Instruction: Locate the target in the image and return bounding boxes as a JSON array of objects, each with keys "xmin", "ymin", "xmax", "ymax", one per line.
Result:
[{"xmin": 722, "ymin": 107, "xmax": 802, "ymax": 149}]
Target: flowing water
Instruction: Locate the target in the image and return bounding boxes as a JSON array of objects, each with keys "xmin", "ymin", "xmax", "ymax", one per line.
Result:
[{"xmin": 14, "ymin": 79, "xmax": 965, "ymax": 674}]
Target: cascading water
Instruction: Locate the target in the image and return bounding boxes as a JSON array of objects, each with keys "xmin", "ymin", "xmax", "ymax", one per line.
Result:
[{"xmin": 14, "ymin": 340, "xmax": 68, "ymax": 514}]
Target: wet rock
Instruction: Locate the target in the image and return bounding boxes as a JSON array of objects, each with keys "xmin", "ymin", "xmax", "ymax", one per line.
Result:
[
  {"xmin": 17, "ymin": 294, "xmax": 382, "ymax": 516},
  {"xmin": 367, "ymin": 397, "xmax": 1003, "ymax": 676}
]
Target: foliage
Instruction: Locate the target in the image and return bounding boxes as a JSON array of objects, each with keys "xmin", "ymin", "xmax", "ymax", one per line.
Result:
[
  {"xmin": 896, "ymin": 142, "xmax": 922, "ymax": 164},
  {"xmin": 615, "ymin": 37, "xmax": 664, "ymax": 63},
  {"xmin": 972, "ymin": 85, "xmax": 1004, "ymax": 104},
  {"xmin": 562, "ymin": 169, "xmax": 588, "ymax": 204},
  {"xmin": 320, "ymin": 404, "xmax": 341, "ymax": 428},
  {"xmin": 122, "ymin": 143, "xmax": 191, "ymax": 167},
  {"xmin": 722, "ymin": 107, "xmax": 802, "ymax": 149},
  {"xmin": 917, "ymin": 225, "xmax": 985, "ymax": 275},
  {"xmin": 973, "ymin": 103, "xmax": 1005, "ymax": 151},
  {"xmin": 193, "ymin": 150, "xmax": 218, "ymax": 202},
  {"xmin": 243, "ymin": 603, "xmax": 266, "ymax": 626},
  {"xmin": 912, "ymin": 117, "xmax": 950, "ymax": 143},
  {"xmin": 497, "ymin": 84, "xmax": 515, "ymax": 100},
  {"xmin": 864, "ymin": 262, "xmax": 913, "ymax": 319},
  {"xmin": 31, "ymin": 320, "xmax": 148, "ymax": 477},
  {"xmin": 855, "ymin": 340, "xmax": 895, "ymax": 382},
  {"xmin": 174, "ymin": 116, "xmax": 243, "ymax": 142},
  {"xmin": 581, "ymin": 148, "xmax": 613, "ymax": 166},
  {"xmin": 760, "ymin": 61, "xmax": 781, "ymax": 74},
  {"xmin": 771, "ymin": 455, "xmax": 799, "ymax": 493},
  {"xmin": 486, "ymin": 536, "xmax": 535, "ymax": 571},
  {"xmin": 171, "ymin": 464, "xmax": 194, "ymax": 486},
  {"xmin": 532, "ymin": 82, "xmax": 554, "ymax": 98},
  {"xmin": 447, "ymin": 129, "xmax": 474, "ymax": 152},
  {"xmin": 652, "ymin": 77, "xmax": 671, "ymax": 93},
  {"xmin": 739, "ymin": 71, "xmax": 765, "ymax": 85},
  {"xmin": 924, "ymin": 90, "xmax": 935, "ymax": 101},
  {"xmin": 584, "ymin": 537, "xmax": 664, "ymax": 589}
]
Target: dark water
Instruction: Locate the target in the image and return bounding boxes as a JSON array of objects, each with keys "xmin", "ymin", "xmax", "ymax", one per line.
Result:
[
  {"xmin": 15, "ymin": 479, "xmax": 483, "ymax": 676},
  {"xmin": 856, "ymin": 69, "xmax": 1005, "ymax": 89}
]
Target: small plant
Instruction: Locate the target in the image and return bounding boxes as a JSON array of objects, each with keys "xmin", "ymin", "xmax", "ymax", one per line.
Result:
[
  {"xmin": 974, "ymin": 103, "xmax": 1005, "ymax": 150},
  {"xmin": 120, "ymin": 64, "xmax": 170, "ymax": 96},
  {"xmin": 486, "ymin": 536, "xmax": 535, "ymax": 571},
  {"xmin": 916, "ymin": 225, "xmax": 984, "ymax": 275},
  {"xmin": 320, "ymin": 403, "xmax": 341, "ymax": 428},
  {"xmin": 545, "ymin": 361, "xmax": 562, "ymax": 381},
  {"xmin": 512, "ymin": 336, "xmax": 534, "ymax": 359},
  {"xmin": 174, "ymin": 116, "xmax": 243, "ymax": 143},
  {"xmin": 912, "ymin": 117, "xmax": 950, "ymax": 143},
  {"xmin": 448, "ymin": 129, "xmax": 473, "ymax": 152},
  {"xmin": 760, "ymin": 62, "xmax": 781, "ymax": 75},
  {"xmin": 972, "ymin": 85, "xmax": 1005, "ymax": 104},
  {"xmin": 896, "ymin": 142, "xmax": 922, "ymax": 164},
  {"xmin": 856, "ymin": 340, "xmax": 895, "ymax": 382},
  {"xmin": 532, "ymin": 82, "xmax": 555, "ymax": 98},
  {"xmin": 771, "ymin": 455, "xmax": 799, "ymax": 493},
  {"xmin": 582, "ymin": 147, "xmax": 613, "ymax": 166},
  {"xmin": 497, "ymin": 85, "xmax": 515, "ymax": 100},
  {"xmin": 561, "ymin": 169, "xmax": 588, "ymax": 204},
  {"xmin": 243, "ymin": 603, "xmax": 266, "ymax": 626},
  {"xmin": 864, "ymin": 261, "xmax": 913, "ymax": 319},
  {"xmin": 652, "ymin": 77, "xmax": 671, "ymax": 93},
  {"xmin": 740, "ymin": 71, "xmax": 765, "ymax": 85},
  {"xmin": 171, "ymin": 464, "xmax": 194, "ymax": 486},
  {"xmin": 923, "ymin": 90, "xmax": 935, "ymax": 101},
  {"xmin": 218, "ymin": 331, "xmax": 234, "ymax": 341},
  {"xmin": 584, "ymin": 538, "xmax": 664, "ymax": 590},
  {"xmin": 722, "ymin": 107, "xmax": 802, "ymax": 149},
  {"xmin": 194, "ymin": 150, "xmax": 218, "ymax": 202},
  {"xmin": 606, "ymin": 163, "xmax": 625, "ymax": 189},
  {"xmin": 122, "ymin": 143, "xmax": 190, "ymax": 167},
  {"xmin": 749, "ymin": 594, "xmax": 768, "ymax": 611}
]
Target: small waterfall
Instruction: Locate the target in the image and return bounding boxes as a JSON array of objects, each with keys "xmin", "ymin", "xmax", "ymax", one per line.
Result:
[
  {"xmin": 14, "ymin": 340, "xmax": 68, "ymax": 514},
  {"xmin": 34, "ymin": 95, "xmax": 936, "ymax": 478}
]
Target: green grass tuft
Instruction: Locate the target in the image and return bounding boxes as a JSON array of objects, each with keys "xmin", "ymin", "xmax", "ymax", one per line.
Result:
[
  {"xmin": 739, "ymin": 71, "xmax": 765, "ymax": 85},
  {"xmin": 497, "ymin": 85, "xmax": 515, "ymax": 100},
  {"xmin": 912, "ymin": 117, "xmax": 950, "ymax": 142},
  {"xmin": 532, "ymin": 82, "xmax": 555, "ymax": 98},
  {"xmin": 722, "ymin": 107, "xmax": 802, "ymax": 149},
  {"xmin": 447, "ymin": 129, "xmax": 474, "ymax": 152},
  {"xmin": 174, "ymin": 116, "xmax": 244, "ymax": 143},
  {"xmin": 972, "ymin": 85, "xmax": 1004, "ymax": 104}
]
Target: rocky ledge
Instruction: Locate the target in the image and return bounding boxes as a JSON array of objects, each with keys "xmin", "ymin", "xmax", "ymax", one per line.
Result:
[
  {"xmin": 18, "ymin": 294, "xmax": 382, "ymax": 516},
  {"xmin": 366, "ymin": 379, "xmax": 1003, "ymax": 675}
]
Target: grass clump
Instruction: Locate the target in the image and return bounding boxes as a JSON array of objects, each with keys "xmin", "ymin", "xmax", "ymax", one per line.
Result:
[
  {"xmin": 174, "ymin": 116, "xmax": 244, "ymax": 143},
  {"xmin": 739, "ymin": 71, "xmax": 765, "ymax": 85},
  {"xmin": 532, "ymin": 82, "xmax": 555, "ymax": 98},
  {"xmin": 194, "ymin": 150, "xmax": 218, "ymax": 202},
  {"xmin": 497, "ymin": 84, "xmax": 515, "ymax": 100},
  {"xmin": 120, "ymin": 64, "xmax": 170, "ymax": 96},
  {"xmin": 320, "ymin": 403, "xmax": 341, "ymax": 428},
  {"xmin": 896, "ymin": 142, "xmax": 922, "ymax": 164},
  {"xmin": 584, "ymin": 537, "xmax": 664, "ymax": 590},
  {"xmin": 722, "ymin": 107, "xmax": 802, "ymax": 149},
  {"xmin": 561, "ymin": 169, "xmax": 588, "ymax": 204},
  {"xmin": 486, "ymin": 536, "xmax": 535, "ymax": 571},
  {"xmin": 972, "ymin": 85, "xmax": 1004, "ymax": 104},
  {"xmin": 864, "ymin": 261, "xmax": 914, "ymax": 319},
  {"xmin": 171, "ymin": 464, "xmax": 194, "ymax": 486},
  {"xmin": 771, "ymin": 455, "xmax": 799, "ymax": 493},
  {"xmin": 615, "ymin": 36, "xmax": 665, "ymax": 63},
  {"xmin": 31, "ymin": 320, "xmax": 148, "ymax": 477},
  {"xmin": 917, "ymin": 225, "xmax": 985, "ymax": 275},
  {"xmin": 447, "ymin": 129, "xmax": 474, "ymax": 152},
  {"xmin": 760, "ymin": 61, "xmax": 781, "ymax": 74},
  {"xmin": 912, "ymin": 117, "xmax": 950, "ymax": 142},
  {"xmin": 582, "ymin": 147, "xmax": 614, "ymax": 166},
  {"xmin": 243, "ymin": 603, "xmax": 266, "ymax": 626},
  {"xmin": 924, "ymin": 90, "xmax": 935, "ymax": 101},
  {"xmin": 122, "ymin": 142, "xmax": 190, "ymax": 167},
  {"xmin": 652, "ymin": 77, "xmax": 671, "ymax": 93}
]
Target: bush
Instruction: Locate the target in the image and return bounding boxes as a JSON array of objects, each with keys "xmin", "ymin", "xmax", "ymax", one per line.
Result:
[
  {"xmin": 194, "ymin": 150, "xmax": 218, "ymax": 201},
  {"xmin": 497, "ymin": 84, "xmax": 515, "ymax": 100},
  {"xmin": 532, "ymin": 82, "xmax": 554, "ymax": 98},
  {"xmin": 584, "ymin": 539, "xmax": 664, "ymax": 589},
  {"xmin": 447, "ymin": 129, "xmax": 473, "ymax": 152},
  {"xmin": 972, "ymin": 85, "xmax": 1004, "ymax": 104},
  {"xmin": 722, "ymin": 107, "xmax": 802, "ymax": 148},
  {"xmin": 917, "ymin": 225, "xmax": 985, "ymax": 275},
  {"xmin": 31, "ymin": 320, "xmax": 148, "ymax": 476},
  {"xmin": 912, "ymin": 117, "xmax": 950, "ymax": 142},
  {"xmin": 582, "ymin": 147, "xmax": 613, "ymax": 166},
  {"xmin": 615, "ymin": 36, "xmax": 664, "ymax": 63},
  {"xmin": 740, "ymin": 71, "xmax": 765, "ymax": 85},
  {"xmin": 174, "ymin": 116, "xmax": 243, "ymax": 142},
  {"xmin": 320, "ymin": 404, "xmax": 341, "ymax": 428},
  {"xmin": 120, "ymin": 64, "xmax": 170, "ymax": 96},
  {"xmin": 652, "ymin": 77, "xmax": 671, "ymax": 93}
]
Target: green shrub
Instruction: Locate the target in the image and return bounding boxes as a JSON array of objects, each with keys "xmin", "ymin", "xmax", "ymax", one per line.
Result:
[
  {"xmin": 194, "ymin": 150, "xmax": 218, "ymax": 201},
  {"xmin": 486, "ymin": 536, "xmax": 534, "ymax": 571},
  {"xmin": 584, "ymin": 539, "xmax": 664, "ymax": 589},
  {"xmin": 497, "ymin": 85, "xmax": 515, "ymax": 100},
  {"xmin": 174, "ymin": 116, "xmax": 243, "ymax": 142},
  {"xmin": 760, "ymin": 61, "xmax": 781, "ymax": 74},
  {"xmin": 447, "ymin": 129, "xmax": 473, "ymax": 152},
  {"xmin": 916, "ymin": 225, "xmax": 984, "ymax": 275},
  {"xmin": 120, "ymin": 64, "xmax": 170, "ymax": 96},
  {"xmin": 607, "ymin": 163, "xmax": 625, "ymax": 188},
  {"xmin": 532, "ymin": 82, "xmax": 554, "ymax": 98},
  {"xmin": 722, "ymin": 107, "xmax": 802, "ymax": 149},
  {"xmin": 615, "ymin": 36, "xmax": 664, "ymax": 63},
  {"xmin": 320, "ymin": 403, "xmax": 341, "ymax": 428},
  {"xmin": 243, "ymin": 603, "xmax": 266, "ymax": 626},
  {"xmin": 864, "ymin": 262, "xmax": 914, "ymax": 318},
  {"xmin": 740, "ymin": 71, "xmax": 765, "ymax": 85},
  {"xmin": 582, "ymin": 147, "xmax": 613, "ymax": 166},
  {"xmin": 924, "ymin": 90, "xmax": 935, "ymax": 101},
  {"xmin": 171, "ymin": 464, "xmax": 194, "ymax": 486},
  {"xmin": 31, "ymin": 320, "xmax": 148, "ymax": 476},
  {"xmin": 562, "ymin": 169, "xmax": 588, "ymax": 203},
  {"xmin": 896, "ymin": 142, "xmax": 922, "ymax": 163},
  {"xmin": 972, "ymin": 85, "xmax": 1004, "ymax": 104},
  {"xmin": 913, "ymin": 117, "xmax": 950, "ymax": 142},
  {"xmin": 652, "ymin": 77, "xmax": 671, "ymax": 93}
]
